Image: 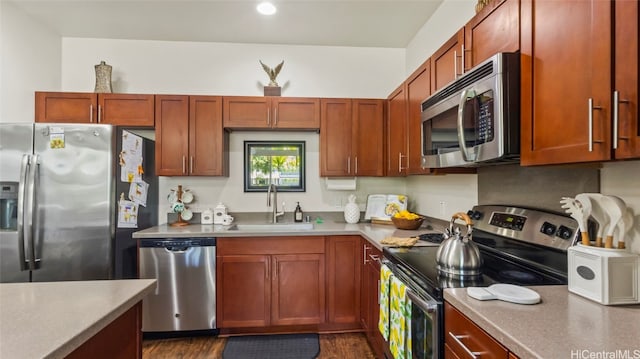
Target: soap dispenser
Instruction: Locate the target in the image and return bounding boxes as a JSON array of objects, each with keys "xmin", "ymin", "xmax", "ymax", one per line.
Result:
[{"xmin": 294, "ymin": 202, "xmax": 303, "ymax": 222}]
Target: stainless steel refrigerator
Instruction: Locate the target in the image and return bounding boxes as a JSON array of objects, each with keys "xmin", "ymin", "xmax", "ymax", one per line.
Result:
[{"xmin": 0, "ymin": 123, "xmax": 157, "ymax": 283}]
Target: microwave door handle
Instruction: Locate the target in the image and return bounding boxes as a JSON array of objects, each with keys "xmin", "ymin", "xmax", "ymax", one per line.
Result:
[{"xmin": 457, "ymin": 88, "xmax": 476, "ymax": 162}]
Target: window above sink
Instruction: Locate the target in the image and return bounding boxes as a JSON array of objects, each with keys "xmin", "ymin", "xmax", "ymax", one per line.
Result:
[{"xmin": 244, "ymin": 141, "xmax": 306, "ymax": 192}]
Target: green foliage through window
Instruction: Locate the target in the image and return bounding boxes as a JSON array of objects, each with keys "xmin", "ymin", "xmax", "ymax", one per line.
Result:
[{"xmin": 244, "ymin": 141, "xmax": 305, "ymax": 192}]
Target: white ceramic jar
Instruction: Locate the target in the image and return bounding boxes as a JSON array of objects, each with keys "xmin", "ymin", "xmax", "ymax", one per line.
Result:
[{"xmin": 344, "ymin": 195, "xmax": 360, "ymax": 224}]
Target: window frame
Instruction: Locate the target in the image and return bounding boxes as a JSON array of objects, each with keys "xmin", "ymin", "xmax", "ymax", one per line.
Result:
[{"xmin": 243, "ymin": 140, "xmax": 306, "ymax": 193}]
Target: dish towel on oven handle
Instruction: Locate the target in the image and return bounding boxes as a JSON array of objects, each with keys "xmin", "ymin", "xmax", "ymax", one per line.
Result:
[
  {"xmin": 389, "ymin": 275, "xmax": 412, "ymax": 359},
  {"xmin": 379, "ymin": 264, "xmax": 392, "ymax": 341}
]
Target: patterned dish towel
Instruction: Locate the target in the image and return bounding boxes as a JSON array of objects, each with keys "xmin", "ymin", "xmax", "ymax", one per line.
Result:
[
  {"xmin": 378, "ymin": 264, "xmax": 392, "ymax": 341},
  {"xmin": 389, "ymin": 276, "xmax": 412, "ymax": 359}
]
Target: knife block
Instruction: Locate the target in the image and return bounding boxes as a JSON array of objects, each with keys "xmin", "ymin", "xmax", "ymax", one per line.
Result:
[{"xmin": 568, "ymin": 244, "xmax": 640, "ymax": 305}]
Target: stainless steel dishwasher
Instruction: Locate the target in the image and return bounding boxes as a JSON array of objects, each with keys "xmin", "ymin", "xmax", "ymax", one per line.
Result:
[{"xmin": 139, "ymin": 237, "xmax": 216, "ymax": 332}]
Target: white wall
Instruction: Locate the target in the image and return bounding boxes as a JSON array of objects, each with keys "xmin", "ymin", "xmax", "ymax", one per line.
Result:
[
  {"xmin": 59, "ymin": 38, "xmax": 408, "ymax": 220},
  {"xmin": 0, "ymin": 1, "xmax": 61, "ymax": 123},
  {"xmin": 61, "ymin": 38, "xmax": 405, "ymax": 98},
  {"xmin": 405, "ymin": 0, "xmax": 476, "ymax": 76}
]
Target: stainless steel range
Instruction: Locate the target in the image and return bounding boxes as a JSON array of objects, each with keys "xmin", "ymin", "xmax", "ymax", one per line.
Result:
[{"xmin": 382, "ymin": 205, "xmax": 580, "ymax": 359}]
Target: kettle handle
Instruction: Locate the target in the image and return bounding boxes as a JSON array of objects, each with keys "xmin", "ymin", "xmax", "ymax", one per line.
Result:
[
  {"xmin": 451, "ymin": 212, "xmax": 472, "ymax": 225},
  {"xmin": 449, "ymin": 212, "xmax": 473, "ymax": 239}
]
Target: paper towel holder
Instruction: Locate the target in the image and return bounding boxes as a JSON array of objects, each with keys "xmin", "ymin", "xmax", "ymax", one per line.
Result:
[{"xmin": 325, "ymin": 177, "xmax": 357, "ymax": 191}]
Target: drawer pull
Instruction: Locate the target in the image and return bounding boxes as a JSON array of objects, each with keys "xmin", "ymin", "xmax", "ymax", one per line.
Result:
[{"xmin": 448, "ymin": 332, "xmax": 482, "ymax": 358}]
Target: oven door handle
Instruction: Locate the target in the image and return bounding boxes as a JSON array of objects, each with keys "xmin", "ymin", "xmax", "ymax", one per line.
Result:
[
  {"xmin": 457, "ymin": 87, "xmax": 476, "ymax": 162},
  {"xmin": 406, "ymin": 288, "xmax": 438, "ymax": 313}
]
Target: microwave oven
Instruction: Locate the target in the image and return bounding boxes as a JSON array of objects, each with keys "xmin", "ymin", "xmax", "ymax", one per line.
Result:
[{"xmin": 421, "ymin": 52, "xmax": 520, "ymax": 168}]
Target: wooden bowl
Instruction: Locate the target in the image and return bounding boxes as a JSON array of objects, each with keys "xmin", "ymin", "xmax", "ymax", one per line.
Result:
[{"xmin": 391, "ymin": 216, "xmax": 425, "ymax": 230}]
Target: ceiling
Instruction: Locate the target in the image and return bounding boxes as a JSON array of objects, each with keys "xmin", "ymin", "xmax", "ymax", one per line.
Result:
[{"xmin": 9, "ymin": 0, "xmax": 444, "ymax": 48}]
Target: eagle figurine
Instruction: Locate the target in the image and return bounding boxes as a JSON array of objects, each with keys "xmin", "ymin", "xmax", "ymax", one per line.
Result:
[{"xmin": 260, "ymin": 60, "xmax": 284, "ymax": 87}]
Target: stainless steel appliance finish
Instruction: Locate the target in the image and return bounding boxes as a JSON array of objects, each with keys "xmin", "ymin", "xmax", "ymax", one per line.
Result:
[
  {"xmin": 139, "ymin": 238, "xmax": 217, "ymax": 332},
  {"xmin": 0, "ymin": 123, "xmax": 115, "ymax": 283},
  {"xmin": 421, "ymin": 52, "xmax": 520, "ymax": 168},
  {"xmin": 383, "ymin": 205, "xmax": 580, "ymax": 358},
  {"xmin": 435, "ymin": 212, "xmax": 483, "ymax": 278}
]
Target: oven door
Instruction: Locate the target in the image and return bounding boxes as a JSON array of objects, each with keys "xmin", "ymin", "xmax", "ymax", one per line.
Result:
[{"xmin": 406, "ymin": 288, "xmax": 441, "ymax": 359}]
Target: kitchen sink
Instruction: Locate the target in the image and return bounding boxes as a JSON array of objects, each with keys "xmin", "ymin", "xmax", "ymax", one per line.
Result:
[{"xmin": 227, "ymin": 223, "xmax": 314, "ymax": 231}]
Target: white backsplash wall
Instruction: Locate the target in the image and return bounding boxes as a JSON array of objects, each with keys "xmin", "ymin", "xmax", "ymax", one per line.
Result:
[
  {"xmin": 159, "ymin": 131, "xmax": 407, "ymax": 223},
  {"xmin": 60, "ymin": 38, "xmax": 405, "ymax": 98},
  {"xmin": 405, "ymin": 173, "xmax": 478, "ymax": 220}
]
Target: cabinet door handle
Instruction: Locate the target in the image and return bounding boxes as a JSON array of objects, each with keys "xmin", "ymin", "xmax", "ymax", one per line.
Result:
[
  {"xmin": 347, "ymin": 157, "xmax": 351, "ymax": 174},
  {"xmin": 613, "ymin": 90, "xmax": 630, "ymax": 150},
  {"xmin": 89, "ymin": 105, "xmax": 94, "ymax": 123},
  {"xmin": 274, "ymin": 107, "xmax": 278, "ymax": 126},
  {"xmin": 97, "ymin": 105, "xmax": 102, "ymax": 123},
  {"xmin": 355, "ymin": 156, "xmax": 358, "ymax": 174},
  {"xmin": 189, "ymin": 156, "xmax": 194, "ymax": 174},
  {"xmin": 267, "ymin": 108, "xmax": 270, "ymax": 126},
  {"xmin": 448, "ymin": 332, "xmax": 482, "ymax": 358},
  {"xmin": 398, "ymin": 152, "xmax": 408, "ymax": 173},
  {"xmin": 182, "ymin": 156, "xmax": 186, "ymax": 174},
  {"xmin": 454, "ymin": 50, "xmax": 458, "ymax": 79},
  {"xmin": 363, "ymin": 244, "xmax": 370, "ymax": 265},
  {"xmin": 461, "ymin": 44, "xmax": 468, "ymax": 74},
  {"xmin": 588, "ymin": 98, "xmax": 603, "ymax": 152}
]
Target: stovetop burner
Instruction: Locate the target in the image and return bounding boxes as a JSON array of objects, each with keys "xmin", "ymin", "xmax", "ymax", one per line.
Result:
[{"xmin": 417, "ymin": 232, "xmax": 445, "ymax": 244}]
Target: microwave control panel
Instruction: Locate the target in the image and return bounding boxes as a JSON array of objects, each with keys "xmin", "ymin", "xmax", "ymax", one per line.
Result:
[{"xmin": 475, "ymin": 94, "xmax": 494, "ymax": 145}]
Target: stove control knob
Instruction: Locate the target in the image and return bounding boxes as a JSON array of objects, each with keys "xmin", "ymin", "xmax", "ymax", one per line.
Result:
[
  {"xmin": 556, "ymin": 225, "xmax": 574, "ymax": 240},
  {"xmin": 540, "ymin": 222, "xmax": 557, "ymax": 236},
  {"xmin": 467, "ymin": 210, "xmax": 483, "ymax": 220}
]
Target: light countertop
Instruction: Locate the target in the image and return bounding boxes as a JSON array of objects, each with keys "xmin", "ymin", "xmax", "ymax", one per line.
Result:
[
  {"xmin": 444, "ymin": 286, "xmax": 640, "ymax": 359},
  {"xmin": 0, "ymin": 279, "xmax": 156, "ymax": 359},
  {"xmin": 132, "ymin": 220, "xmax": 443, "ymax": 250}
]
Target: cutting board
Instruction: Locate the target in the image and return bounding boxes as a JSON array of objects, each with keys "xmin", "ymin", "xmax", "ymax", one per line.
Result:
[{"xmin": 364, "ymin": 194, "xmax": 408, "ymax": 221}]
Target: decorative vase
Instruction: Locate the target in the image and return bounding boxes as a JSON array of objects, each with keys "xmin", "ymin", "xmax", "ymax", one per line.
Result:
[
  {"xmin": 344, "ymin": 194, "xmax": 360, "ymax": 224},
  {"xmin": 94, "ymin": 61, "xmax": 113, "ymax": 93}
]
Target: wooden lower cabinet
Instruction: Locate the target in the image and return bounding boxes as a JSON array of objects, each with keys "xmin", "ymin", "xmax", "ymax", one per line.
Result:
[
  {"xmin": 272, "ymin": 253, "xmax": 325, "ymax": 326},
  {"xmin": 217, "ymin": 237, "xmax": 325, "ymax": 330},
  {"xmin": 361, "ymin": 239, "xmax": 386, "ymax": 358},
  {"xmin": 445, "ymin": 302, "xmax": 518, "ymax": 359},
  {"xmin": 66, "ymin": 302, "xmax": 142, "ymax": 359},
  {"xmin": 326, "ymin": 236, "xmax": 361, "ymax": 328}
]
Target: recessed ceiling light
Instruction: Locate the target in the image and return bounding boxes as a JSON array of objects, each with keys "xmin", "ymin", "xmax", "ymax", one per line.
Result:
[{"xmin": 257, "ymin": 2, "xmax": 277, "ymax": 16}]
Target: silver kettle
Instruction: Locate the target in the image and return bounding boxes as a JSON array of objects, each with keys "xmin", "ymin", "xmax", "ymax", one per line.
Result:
[{"xmin": 436, "ymin": 212, "xmax": 483, "ymax": 278}]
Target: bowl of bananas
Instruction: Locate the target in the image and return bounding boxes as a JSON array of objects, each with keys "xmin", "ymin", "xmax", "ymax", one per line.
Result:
[{"xmin": 391, "ymin": 210, "xmax": 425, "ymax": 230}]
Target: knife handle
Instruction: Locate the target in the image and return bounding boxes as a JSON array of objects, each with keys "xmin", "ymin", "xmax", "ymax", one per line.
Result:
[
  {"xmin": 581, "ymin": 232, "xmax": 590, "ymax": 246},
  {"xmin": 604, "ymin": 235, "xmax": 614, "ymax": 249}
]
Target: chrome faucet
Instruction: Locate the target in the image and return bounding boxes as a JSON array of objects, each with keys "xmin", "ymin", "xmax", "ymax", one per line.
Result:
[{"xmin": 267, "ymin": 184, "xmax": 285, "ymax": 223}]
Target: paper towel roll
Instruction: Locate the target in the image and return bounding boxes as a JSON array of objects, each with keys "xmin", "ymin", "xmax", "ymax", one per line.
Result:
[{"xmin": 325, "ymin": 177, "xmax": 357, "ymax": 190}]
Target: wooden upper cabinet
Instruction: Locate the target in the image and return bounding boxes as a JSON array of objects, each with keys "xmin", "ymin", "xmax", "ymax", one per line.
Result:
[
  {"xmin": 520, "ymin": 0, "xmax": 612, "ymax": 165},
  {"xmin": 386, "ymin": 85, "xmax": 408, "ymax": 177},
  {"xmin": 320, "ymin": 98, "xmax": 353, "ymax": 176},
  {"xmin": 35, "ymin": 92, "xmax": 97, "ymax": 123},
  {"xmin": 614, "ymin": 0, "xmax": 640, "ymax": 160},
  {"xmin": 189, "ymin": 96, "xmax": 227, "ymax": 176},
  {"xmin": 155, "ymin": 95, "xmax": 227, "ymax": 176},
  {"xmin": 464, "ymin": 0, "xmax": 520, "ymax": 70},
  {"xmin": 352, "ymin": 99, "xmax": 385, "ymax": 176},
  {"xmin": 223, "ymin": 96, "xmax": 319, "ymax": 130},
  {"xmin": 271, "ymin": 97, "xmax": 320, "ymax": 129},
  {"xmin": 406, "ymin": 59, "xmax": 432, "ymax": 175},
  {"xmin": 155, "ymin": 95, "xmax": 189, "ymax": 176},
  {"xmin": 35, "ymin": 92, "xmax": 154, "ymax": 126},
  {"xmin": 98, "ymin": 94, "xmax": 155, "ymax": 126},
  {"xmin": 320, "ymin": 98, "xmax": 384, "ymax": 177},
  {"xmin": 431, "ymin": 29, "xmax": 465, "ymax": 93}
]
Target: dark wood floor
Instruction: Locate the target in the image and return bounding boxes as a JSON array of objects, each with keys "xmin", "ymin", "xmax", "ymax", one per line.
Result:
[{"xmin": 143, "ymin": 333, "xmax": 376, "ymax": 359}]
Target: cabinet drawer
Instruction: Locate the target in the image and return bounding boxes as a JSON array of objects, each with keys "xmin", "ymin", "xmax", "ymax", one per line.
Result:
[
  {"xmin": 445, "ymin": 302, "xmax": 508, "ymax": 358},
  {"xmin": 217, "ymin": 236, "xmax": 325, "ymax": 255}
]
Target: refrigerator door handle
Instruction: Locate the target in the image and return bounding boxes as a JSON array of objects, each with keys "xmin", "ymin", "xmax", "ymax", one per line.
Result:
[
  {"xmin": 17, "ymin": 154, "xmax": 31, "ymax": 270},
  {"xmin": 24, "ymin": 154, "xmax": 40, "ymax": 270}
]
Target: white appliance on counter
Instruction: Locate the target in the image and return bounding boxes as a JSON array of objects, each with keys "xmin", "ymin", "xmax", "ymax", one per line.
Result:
[{"xmin": 568, "ymin": 245, "xmax": 640, "ymax": 305}]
